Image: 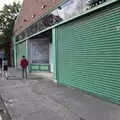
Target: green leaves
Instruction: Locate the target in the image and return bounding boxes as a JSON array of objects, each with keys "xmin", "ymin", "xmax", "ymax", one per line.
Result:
[{"xmin": 0, "ymin": 2, "xmax": 21, "ymax": 44}]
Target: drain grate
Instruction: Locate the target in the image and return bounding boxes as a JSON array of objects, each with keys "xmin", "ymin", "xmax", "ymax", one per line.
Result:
[{"xmin": 0, "ymin": 95, "xmax": 12, "ymax": 120}]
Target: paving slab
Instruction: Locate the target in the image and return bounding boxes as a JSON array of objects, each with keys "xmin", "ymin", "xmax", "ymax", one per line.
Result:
[{"xmin": 0, "ymin": 68, "xmax": 120, "ymax": 120}]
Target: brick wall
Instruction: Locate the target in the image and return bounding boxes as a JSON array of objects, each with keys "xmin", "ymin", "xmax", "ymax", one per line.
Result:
[{"xmin": 14, "ymin": 0, "xmax": 65, "ymax": 35}]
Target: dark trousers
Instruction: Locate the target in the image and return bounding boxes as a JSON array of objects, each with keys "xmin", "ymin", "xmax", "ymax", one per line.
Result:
[{"xmin": 22, "ymin": 68, "xmax": 27, "ymax": 79}]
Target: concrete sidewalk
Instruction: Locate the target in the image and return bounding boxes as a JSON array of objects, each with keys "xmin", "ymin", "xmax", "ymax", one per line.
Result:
[{"xmin": 0, "ymin": 68, "xmax": 120, "ymax": 120}]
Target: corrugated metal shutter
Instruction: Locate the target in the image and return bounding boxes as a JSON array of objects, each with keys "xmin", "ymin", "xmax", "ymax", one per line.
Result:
[
  {"xmin": 55, "ymin": 2, "xmax": 120, "ymax": 103},
  {"xmin": 16, "ymin": 41, "xmax": 26, "ymax": 68},
  {"xmin": 29, "ymin": 38, "xmax": 49, "ymax": 65},
  {"xmin": 28, "ymin": 38, "xmax": 49, "ymax": 72}
]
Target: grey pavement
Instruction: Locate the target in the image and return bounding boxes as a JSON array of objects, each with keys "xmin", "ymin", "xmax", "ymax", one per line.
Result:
[{"xmin": 0, "ymin": 68, "xmax": 120, "ymax": 120}]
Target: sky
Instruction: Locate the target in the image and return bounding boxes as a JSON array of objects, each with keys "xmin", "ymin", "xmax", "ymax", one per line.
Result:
[{"xmin": 0, "ymin": 0, "xmax": 23, "ymax": 10}]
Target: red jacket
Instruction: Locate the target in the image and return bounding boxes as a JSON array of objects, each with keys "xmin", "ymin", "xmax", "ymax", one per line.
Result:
[{"xmin": 20, "ymin": 59, "xmax": 29, "ymax": 68}]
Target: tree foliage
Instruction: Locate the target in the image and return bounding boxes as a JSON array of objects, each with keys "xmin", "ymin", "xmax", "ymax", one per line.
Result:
[{"xmin": 0, "ymin": 2, "xmax": 21, "ymax": 44}]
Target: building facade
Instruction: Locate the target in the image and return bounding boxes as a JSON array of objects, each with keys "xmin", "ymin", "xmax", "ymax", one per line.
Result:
[
  {"xmin": 13, "ymin": 0, "xmax": 120, "ymax": 103},
  {"xmin": 13, "ymin": 0, "xmax": 91, "ymax": 72}
]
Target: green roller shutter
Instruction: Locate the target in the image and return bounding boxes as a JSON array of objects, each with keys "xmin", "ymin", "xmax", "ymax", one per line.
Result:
[
  {"xmin": 55, "ymin": 2, "xmax": 120, "ymax": 103},
  {"xmin": 16, "ymin": 41, "xmax": 27, "ymax": 68}
]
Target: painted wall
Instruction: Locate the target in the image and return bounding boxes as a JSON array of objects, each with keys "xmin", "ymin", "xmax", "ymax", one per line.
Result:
[{"xmin": 49, "ymin": 43, "xmax": 53, "ymax": 72}]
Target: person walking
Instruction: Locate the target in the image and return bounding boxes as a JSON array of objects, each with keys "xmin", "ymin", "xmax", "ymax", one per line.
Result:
[
  {"xmin": 0, "ymin": 58, "xmax": 2, "ymax": 76},
  {"xmin": 20, "ymin": 56, "xmax": 29, "ymax": 79},
  {"xmin": 2, "ymin": 58, "xmax": 8, "ymax": 79}
]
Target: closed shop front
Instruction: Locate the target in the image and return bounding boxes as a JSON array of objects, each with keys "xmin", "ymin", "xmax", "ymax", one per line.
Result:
[
  {"xmin": 55, "ymin": 1, "xmax": 120, "ymax": 103},
  {"xmin": 16, "ymin": 41, "xmax": 27, "ymax": 68}
]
